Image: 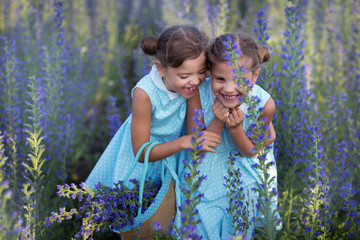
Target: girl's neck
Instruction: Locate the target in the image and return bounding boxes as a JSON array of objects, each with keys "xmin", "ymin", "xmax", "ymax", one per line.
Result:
[{"xmin": 163, "ymin": 76, "xmax": 177, "ymax": 93}]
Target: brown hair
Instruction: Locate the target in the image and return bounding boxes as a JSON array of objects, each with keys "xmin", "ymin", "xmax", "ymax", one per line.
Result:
[
  {"xmin": 141, "ymin": 25, "xmax": 208, "ymax": 68},
  {"xmin": 207, "ymin": 32, "xmax": 270, "ymax": 72}
]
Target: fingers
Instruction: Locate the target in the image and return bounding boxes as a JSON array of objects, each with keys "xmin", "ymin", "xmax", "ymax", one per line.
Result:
[
  {"xmin": 212, "ymin": 99, "xmax": 225, "ymax": 111},
  {"xmin": 213, "ymin": 98, "xmax": 227, "ymax": 112},
  {"xmin": 203, "ymin": 137, "xmax": 220, "ymax": 147},
  {"xmin": 227, "ymin": 111, "xmax": 235, "ymax": 125},
  {"xmin": 226, "ymin": 107, "xmax": 245, "ymax": 128},
  {"xmin": 198, "ymin": 130, "xmax": 222, "ymax": 153},
  {"xmin": 212, "ymin": 102, "xmax": 229, "ymax": 123},
  {"xmin": 238, "ymin": 108, "xmax": 245, "ymax": 121},
  {"xmin": 233, "ymin": 108, "xmax": 244, "ymax": 121},
  {"xmin": 200, "ymin": 137, "xmax": 219, "ymax": 153},
  {"xmin": 201, "ymin": 131, "xmax": 221, "ymax": 143},
  {"xmin": 226, "ymin": 109, "xmax": 238, "ymax": 128},
  {"xmin": 201, "ymin": 146, "xmax": 217, "ymax": 153}
]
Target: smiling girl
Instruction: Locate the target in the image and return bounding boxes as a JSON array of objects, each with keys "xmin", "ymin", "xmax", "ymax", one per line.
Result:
[
  {"xmin": 182, "ymin": 32, "xmax": 280, "ymax": 239},
  {"xmin": 85, "ymin": 25, "xmax": 221, "ymax": 233}
]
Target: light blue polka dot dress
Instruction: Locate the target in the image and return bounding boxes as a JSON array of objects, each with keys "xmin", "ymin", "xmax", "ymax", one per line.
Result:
[
  {"xmin": 85, "ymin": 65, "xmax": 184, "ymax": 229},
  {"xmin": 179, "ymin": 77, "xmax": 280, "ymax": 239}
]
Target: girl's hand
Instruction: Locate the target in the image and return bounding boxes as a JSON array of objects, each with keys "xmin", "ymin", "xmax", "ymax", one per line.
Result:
[
  {"xmin": 226, "ymin": 108, "xmax": 244, "ymax": 128},
  {"xmin": 212, "ymin": 98, "xmax": 229, "ymax": 124},
  {"xmin": 181, "ymin": 130, "xmax": 221, "ymax": 153},
  {"xmin": 198, "ymin": 130, "xmax": 222, "ymax": 153}
]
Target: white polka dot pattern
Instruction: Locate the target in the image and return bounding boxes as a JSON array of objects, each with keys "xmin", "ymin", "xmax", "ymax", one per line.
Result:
[
  {"xmin": 178, "ymin": 78, "xmax": 280, "ymax": 239},
  {"xmin": 85, "ymin": 68, "xmax": 186, "ymax": 230}
]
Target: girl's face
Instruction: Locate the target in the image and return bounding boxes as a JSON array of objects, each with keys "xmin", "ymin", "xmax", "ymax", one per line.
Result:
[
  {"xmin": 156, "ymin": 52, "xmax": 207, "ymax": 99},
  {"xmin": 211, "ymin": 57, "xmax": 260, "ymax": 109}
]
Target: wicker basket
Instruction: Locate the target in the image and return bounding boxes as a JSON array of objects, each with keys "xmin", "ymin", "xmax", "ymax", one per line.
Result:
[{"xmin": 121, "ymin": 179, "xmax": 176, "ymax": 240}]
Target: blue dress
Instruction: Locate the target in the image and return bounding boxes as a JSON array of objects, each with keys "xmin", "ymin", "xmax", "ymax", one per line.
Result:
[
  {"xmin": 85, "ymin": 65, "xmax": 184, "ymax": 228},
  {"xmin": 179, "ymin": 77, "xmax": 280, "ymax": 239}
]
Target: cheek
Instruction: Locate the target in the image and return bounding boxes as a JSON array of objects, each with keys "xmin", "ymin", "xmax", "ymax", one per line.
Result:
[
  {"xmin": 212, "ymin": 83, "xmax": 221, "ymax": 93},
  {"xmin": 247, "ymin": 73, "xmax": 255, "ymax": 83}
]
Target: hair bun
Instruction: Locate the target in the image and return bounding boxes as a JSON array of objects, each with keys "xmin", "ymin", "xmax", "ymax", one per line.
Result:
[
  {"xmin": 141, "ymin": 36, "xmax": 159, "ymax": 56},
  {"xmin": 257, "ymin": 45, "xmax": 270, "ymax": 64}
]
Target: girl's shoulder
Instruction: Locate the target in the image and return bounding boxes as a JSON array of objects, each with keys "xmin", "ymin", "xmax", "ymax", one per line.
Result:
[
  {"xmin": 239, "ymin": 84, "xmax": 271, "ymax": 114},
  {"xmin": 132, "ymin": 69, "xmax": 156, "ymax": 96},
  {"xmin": 199, "ymin": 77, "xmax": 211, "ymax": 94},
  {"xmin": 198, "ymin": 77, "xmax": 213, "ymax": 105},
  {"xmin": 252, "ymin": 84, "xmax": 271, "ymax": 104}
]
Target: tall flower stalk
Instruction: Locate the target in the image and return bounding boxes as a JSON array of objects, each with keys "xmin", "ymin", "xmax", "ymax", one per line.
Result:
[
  {"xmin": 275, "ymin": 1, "xmax": 333, "ymax": 239},
  {"xmin": 224, "ymin": 152, "xmax": 251, "ymax": 237},
  {"xmin": 253, "ymin": 9, "xmax": 276, "ymax": 94},
  {"xmin": 275, "ymin": 1, "xmax": 316, "ymax": 238},
  {"xmin": 223, "ymin": 38, "xmax": 280, "ymax": 239},
  {"xmin": 21, "ymin": 76, "xmax": 47, "ymax": 239},
  {"xmin": 177, "ymin": 109, "xmax": 207, "ymax": 239},
  {"xmin": 0, "ymin": 132, "xmax": 23, "ymax": 239},
  {"xmin": 214, "ymin": 0, "xmax": 229, "ymax": 37},
  {"xmin": 107, "ymin": 95, "xmax": 122, "ymax": 138},
  {"xmin": 0, "ymin": 37, "xmax": 23, "ymax": 194},
  {"xmin": 42, "ymin": 45, "xmax": 66, "ymax": 181},
  {"xmin": 300, "ymin": 121, "xmax": 331, "ymax": 240}
]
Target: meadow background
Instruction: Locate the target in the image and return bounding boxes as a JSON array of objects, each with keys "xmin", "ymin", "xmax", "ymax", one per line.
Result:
[{"xmin": 0, "ymin": 0, "xmax": 359, "ymax": 239}]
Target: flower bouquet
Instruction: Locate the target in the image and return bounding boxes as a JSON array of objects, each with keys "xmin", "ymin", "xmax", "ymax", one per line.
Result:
[{"xmin": 46, "ymin": 178, "xmax": 162, "ymax": 240}]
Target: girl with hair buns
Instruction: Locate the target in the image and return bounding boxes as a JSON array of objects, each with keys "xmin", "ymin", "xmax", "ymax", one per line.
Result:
[
  {"xmin": 181, "ymin": 32, "xmax": 281, "ymax": 239},
  {"xmin": 85, "ymin": 24, "xmax": 221, "ymax": 231}
]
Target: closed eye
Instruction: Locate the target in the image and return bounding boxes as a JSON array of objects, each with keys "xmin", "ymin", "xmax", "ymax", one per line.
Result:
[{"xmin": 214, "ymin": 76, "xmax": 225, "ymax": 81}]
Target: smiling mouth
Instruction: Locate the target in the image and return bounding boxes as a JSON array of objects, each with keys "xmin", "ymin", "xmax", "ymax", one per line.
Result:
[
  {"xmin": 183, "ymin": 87, "xmax": 197, "ymax": 94},
  {"xmin": 221, "ymin": 94, "xmax": 239, "ymax": 102}
]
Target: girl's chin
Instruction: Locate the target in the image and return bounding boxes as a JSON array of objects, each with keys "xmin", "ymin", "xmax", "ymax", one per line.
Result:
[
  {"xmin": 180, "ymin": 91, "xmax": 197, "ymax": 99},
  {"xmin": 219, "ymin": 100, "xmax": 240, "ymax": 109}
]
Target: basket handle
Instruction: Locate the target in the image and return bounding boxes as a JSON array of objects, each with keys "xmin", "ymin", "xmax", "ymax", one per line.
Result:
[
  {"xmin": 123, "ymin": 141, "xmax": 152, "ymax": 183},
  {"xmin": 137, "ymin": 141, "xmax": 160, "ymax": 216},
  {"xmin": 122, "ymin": 141, "xmax": 161, "ymax": 216}
]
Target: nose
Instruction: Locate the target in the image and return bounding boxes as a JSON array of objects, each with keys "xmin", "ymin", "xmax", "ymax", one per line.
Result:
[
  {"xmin": 223, "ymin": 80, "xmax": 238, "ymax": 93},
  {"xmin": 189, "ymin": 75, "xmax": 201, "ymax": 86}
]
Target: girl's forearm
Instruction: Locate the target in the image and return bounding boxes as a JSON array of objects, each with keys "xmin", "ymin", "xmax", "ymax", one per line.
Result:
[
  {"xmin": 229, "ymin": 123, "xmax": 275, "ymax": 158},
  {"xmin": 228, "ymin": 125, "xmax": 257, "ymax": 158},
  {"xmin": 206, "ymin": 116, "xmax": 225, "ymax": 135},
  {"xmin": 137, "ymin": 135, "xmax": 191, "ymax": 163}
]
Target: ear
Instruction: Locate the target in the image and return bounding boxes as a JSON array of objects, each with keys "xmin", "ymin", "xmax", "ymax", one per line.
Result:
[
  {"xmin": 251, "ymin": 68, "xmax": 261, "ymax": 85},
  {"xmin": 155, "ymin": 60, "xmax": 166, "ymax": 78}
]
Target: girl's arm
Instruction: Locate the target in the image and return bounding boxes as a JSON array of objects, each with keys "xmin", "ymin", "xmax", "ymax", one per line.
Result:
[
  {"xmin": 132, "ymin": 88, "xmax": 221, "ymax": 162},
  {"xmin": 265, "ymin": 121, "xmax": 276, "ymax": 146},
  {"xmin": 228, "ymin": 97, "xmax": 276, "ymax": 157}
]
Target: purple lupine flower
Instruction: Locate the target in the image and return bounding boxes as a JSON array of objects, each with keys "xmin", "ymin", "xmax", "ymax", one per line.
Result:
[{"xmin": 107, "ymin": 95, "xmax": 122, "ymax": 137}]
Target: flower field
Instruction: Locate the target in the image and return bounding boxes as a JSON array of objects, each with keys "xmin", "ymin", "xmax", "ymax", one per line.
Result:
[{"xmin": 0, "ymin": 0, "xmax": 359, "ymax": 239}]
